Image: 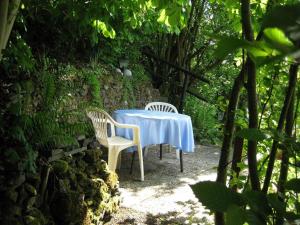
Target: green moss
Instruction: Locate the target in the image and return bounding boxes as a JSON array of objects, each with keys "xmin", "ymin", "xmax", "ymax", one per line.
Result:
[
  {"xmin": 25, "ymin": 216, "xmax": 41, "ymax": 225},
  {"xmin": 51, "ymin": 160, "xmax": 69, "ymax": 177},
  {"xmin": 25, "ymin": 183, "xmax": 37, "ymax": 196}
]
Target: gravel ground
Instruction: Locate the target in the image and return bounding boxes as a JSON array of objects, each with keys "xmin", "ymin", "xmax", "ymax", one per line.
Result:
[{"xmin": 107, "ymin": 145, "xmax": 220, "ymax": 225}]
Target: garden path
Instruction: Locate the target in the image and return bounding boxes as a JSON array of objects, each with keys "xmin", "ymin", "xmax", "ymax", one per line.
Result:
[{"xmin": 108, "ymin": 145, "xmax": 220, "ymax": 225}]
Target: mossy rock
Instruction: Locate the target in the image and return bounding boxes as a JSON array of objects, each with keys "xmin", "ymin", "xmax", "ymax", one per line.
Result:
[
  {"xmin": 5, "ymin": 189, "xmax": 18, "ymax": 202},
  {"xmin": 84, "ymin": 149, "xmax": 102, "ymax": 163},
  {"xmin": 51, "ymin": 160, "xmax": 69, "ymax": 177},
  {"xmin": 26, "ymin": 173, "xmax": 41, "ymax": 187},
  {"xmin": 105, "ymin": 172, "xmax": 118, "ymax": 189},
  {"xmin": 1, "ymin": 216, "xmax": 23, "ymax": 225},
  {"xmin": 25, "ymin": 183, "xmax": 37, "ymax": 196},
  {"xmin": 77, "ymin": 159, "xmax": 88, "ymax": 171},
  {"xmin": 24, "ymin": 216, "xmax": 41, "ymax": 225},
  {"xmin": 26, "ymin": 207, "xmax": 47, "ymax": 225},
  {"xmin": 50, "ymin": 191, "xmax": 88, "ymax": 225}
]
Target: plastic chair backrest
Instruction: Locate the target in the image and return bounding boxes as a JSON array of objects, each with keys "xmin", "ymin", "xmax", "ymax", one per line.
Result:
[
  {"xmin": 145, "ymin": 102, "xmax": 178, "ymax": 113},
  {"xmin": 86, "ymin": 109, "xmax": 114, "ymax": 142}
]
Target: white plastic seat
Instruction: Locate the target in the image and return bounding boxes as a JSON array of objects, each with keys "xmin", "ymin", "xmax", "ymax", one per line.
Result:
[
  {"xmin": 145, "ymin": 102, "xmax": 180, "ymax": 159},
  {"xmin": 87, "ymin": 108, "xmax": 144, "ymax": 181},
  {"xmin": 145, "ymin": 102, "xmax": 178, "ymax": 113}
]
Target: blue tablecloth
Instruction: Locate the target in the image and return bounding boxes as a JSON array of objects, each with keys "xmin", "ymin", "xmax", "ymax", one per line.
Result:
[{"xmin": 113, "ymin": 109, "xmax": 194, "ymax": 152}]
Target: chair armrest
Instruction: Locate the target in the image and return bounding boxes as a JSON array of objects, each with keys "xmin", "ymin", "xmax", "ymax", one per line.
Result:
[{"xmin": 113, "ymin": 122, "xmax": 141, "ymax": 143}]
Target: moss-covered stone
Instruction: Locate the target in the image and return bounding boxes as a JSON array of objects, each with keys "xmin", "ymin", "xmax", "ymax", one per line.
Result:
[
  {"xmin": 5, "ymin": 189, "xmax": 18, "ymax": 202},
  {"xmin": 26, "ymin": 208, "xmax": 47, "ymax": 225},
  {"xmin": 51, "ymin": 160, "xmax": 69, "ymax": 177},
  {"xmin": 25, "ymin": 216, "xmax": 41, "ymax": 225},
  {"xmin": 84, "ymin": 149, "xmax": 102, "ymax": 163},
  {"xmin": 25, "ymin": 183, "xmax": 37, "ymax": 196},
  {"xmin": 50, "ymin": 191, "xmax": 88, "ymax": 225}
]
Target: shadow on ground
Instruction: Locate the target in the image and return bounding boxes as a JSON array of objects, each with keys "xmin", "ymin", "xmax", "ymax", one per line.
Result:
[{"xmin": 108, "ymin": 145, "xmax": 219, "ymax": 225}]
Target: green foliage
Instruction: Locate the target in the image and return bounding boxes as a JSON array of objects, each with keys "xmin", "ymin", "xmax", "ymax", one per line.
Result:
[
  {"xmin": 122, "ymin": 77, "xmax": 136, "ymax": 108},
  {"xmin": 184, "ymin": 96, "xmax": 221, "ymax": 144},
  {"xmin": 235, "ymin": 128, "xmax": 267, "ymax": 142},
  {"xmin": 190, "ymin": 181, "xmax": 244, "ymax": 212},
  {"xmin": 285, "ymin": 179, "xmax": 300, "ymax": 193},
  {"xmin": 1, "ymin": 32, "xmax": 36, "ymax": 73},
  {"xmin": 86, "ymin": 70, "xmax": 103, "ymax": 107},
  {"xmin": 191, "ymin": 181, "xmax": 300, "ymax": 224}
]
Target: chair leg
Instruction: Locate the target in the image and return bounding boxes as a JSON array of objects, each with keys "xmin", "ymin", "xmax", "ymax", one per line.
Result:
[
  {"xmin": 160, "ymin": 144, "xmax": 162, "ymax": 160},
  {"xmin": 130, "ymin": 151, "xmax": 135, "ymax": 174},
  {"xmin": 108, "ymin": 147, "xmax": 119, "ymax": 172},
  {"xmin": 137, "ymin": 144, "xmax": 144, "ymax": 181},
  {"xmin": 180, "ymin": 150, "xmax": 183, "ymax": 172},
  {"xmin": 117, "ymin": 151, "xmax": 122, "ymax": 170}
]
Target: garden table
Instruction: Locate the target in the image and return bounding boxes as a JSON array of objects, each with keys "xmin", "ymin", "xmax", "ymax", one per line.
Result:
[{"xmin": 113, "ymin": 109, "xmax": 195, "ymax": 153}]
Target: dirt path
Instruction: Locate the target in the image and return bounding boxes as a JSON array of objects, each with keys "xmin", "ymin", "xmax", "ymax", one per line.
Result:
[{"xmin": 108, "ymin": 145, "xmax": 220, "ymax": 225}]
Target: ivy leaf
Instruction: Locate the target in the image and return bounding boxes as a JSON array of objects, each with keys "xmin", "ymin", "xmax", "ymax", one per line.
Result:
[
  {"xmin": 285, "ymin": 179, "xmax": 300, "ymax": 192},
  {"xmin": 235, "ymin": 128, "xmax": 267, "ymax": 142},
  {"xmin": 190, "ymin": 181, "xmax": 244, "ymax": 212}
]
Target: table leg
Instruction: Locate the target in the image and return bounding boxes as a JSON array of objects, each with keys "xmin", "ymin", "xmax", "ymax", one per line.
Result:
[
  {"xmin": 160, "ymin": 144, "xmax": 162, "ymax": 160},
  {"xmin": 180, "ymin": 150, "xmax": 183, "ymax": 172},
  {"xmin": 130, "ymin": 151, "xmax": 136, "ymax": 174}
]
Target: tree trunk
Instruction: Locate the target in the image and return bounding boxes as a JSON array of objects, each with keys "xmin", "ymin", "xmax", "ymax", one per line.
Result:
[
  {"xmin": 241, "ymin": 0, "xmax": 260, "ymax": 191},
  {"xmin": 215, "ymin": 66, "xmax": 245, "ymax": 225},
  {"xmin": 231, "ymin": 126, "xmax": 244, "ymax": 192},
  {"xmin": 262, "ymin": 64, "xmax": 299, "ymax": 193},
  {"xmin": 276, "ymin": 80, "xmax": 296, "ymax": 225}
]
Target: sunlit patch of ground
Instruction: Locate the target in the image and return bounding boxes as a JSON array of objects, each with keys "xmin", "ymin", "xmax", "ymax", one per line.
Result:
[{"xmin": 108, "ymin": 145, "xmax": 220, "ymax": 225}]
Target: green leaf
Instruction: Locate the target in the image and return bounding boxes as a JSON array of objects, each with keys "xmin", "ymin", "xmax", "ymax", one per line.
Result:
[
  {"xmin": 235, "ymin": 128, "xmax": 267, "ymax": 142},
  {"xmin": 245, "ymin": 210, "xmax": 266, "ymax": 225},
  {"xmin": 243, "ymin": 191, "xmax": 272, "ymax": 218},
  {"xmin": 284, "ymin": 212, "xmax": 300, "ymax": 221},
  {"xmin": 285, "ymin": 179, "xmax": 300, "ymax": 192},
  {"xmin": 262, "ymin": 3, "xmax": 300, "ymax": 41},
  {"xmin": 226, "ymin": 205, "xmax": 247, "ymax": 225},
  {"xmin": 190, "ymin": 181, "xmax": 244, "ymax": 212},
  {"xmin": 263, "ymin": 28, "xmax": 294, "ymax": 53},
  {"xmin": 214, "ymin": 36, "xmax": 253, "ymax": 60},
  {"xmin": 267, "ymin": 193, "xmax": 285, "ymax": 215}
]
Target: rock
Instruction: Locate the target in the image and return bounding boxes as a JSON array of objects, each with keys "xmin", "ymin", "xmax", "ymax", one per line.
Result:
[
  {"xmin": 26, "ymin": 207, "xmax": 47, "ymax": 225},
  {"xmin": 25, "ymin": 183, "xmax": 37, "ymax": 196},
  {"xmin": 26, "ymin": 196, "xmax": 36, "ymax": 209},
  {"xmin": 5, "ymin": 189, "xmax": 18, "ymax": 202},
  {"xmin": 26, "ymin": 173, "xmax": 40, "ymax": 187},
  {"xmin": 115, "ymin": 68, "xmax": 123, "ymax": 75},
  {"xmin": 84, "ymin": 149, "xmax": 102, "ymax": 163},
  {"xmin": 9, "ymin": 174, "xmax": 25, "ymax": 189},
  {"xmin": 123, "ymin": 69, "xmax": 132, "ymax": 77},
  {"xmin": 51, "ymin": 149, "xmax": 63, "ymax": 156},
  {"xmin": 25, "ymin": 216, "xmax": 41, "ymax": 225},
  {"xmin": 82, "ymin": 138, "xmax": 93, "ymax": 147},
  {"xmin": 77, "ymin": 135, "xmax": 86, "ymax": 141},
  {"xmin": 51, "ymin": 160, "xmax": 69, "ymax": 177},
  {"xmin": 17, "ymin": 185, "xmax": 29, "ymax": 205},
  {"xmin": 50, "ymin": 191, "xmax": 88, "ymax": 225},
  {"xmin": 77, "ymin": 160, "xmax": 87, "ymax": 171}
]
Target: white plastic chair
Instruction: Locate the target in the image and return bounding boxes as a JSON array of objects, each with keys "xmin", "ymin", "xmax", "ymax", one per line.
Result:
[
  {"xmin": 145, "ymin": 102, "xmax": 178, "ymax": 113},
  {"xmin": 145, "ymin": 102, "xmax": 180, "ymax": 160},
  {"xmin": 87, "ymin": 108, "xmax": 144, "ymax": 181}
]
